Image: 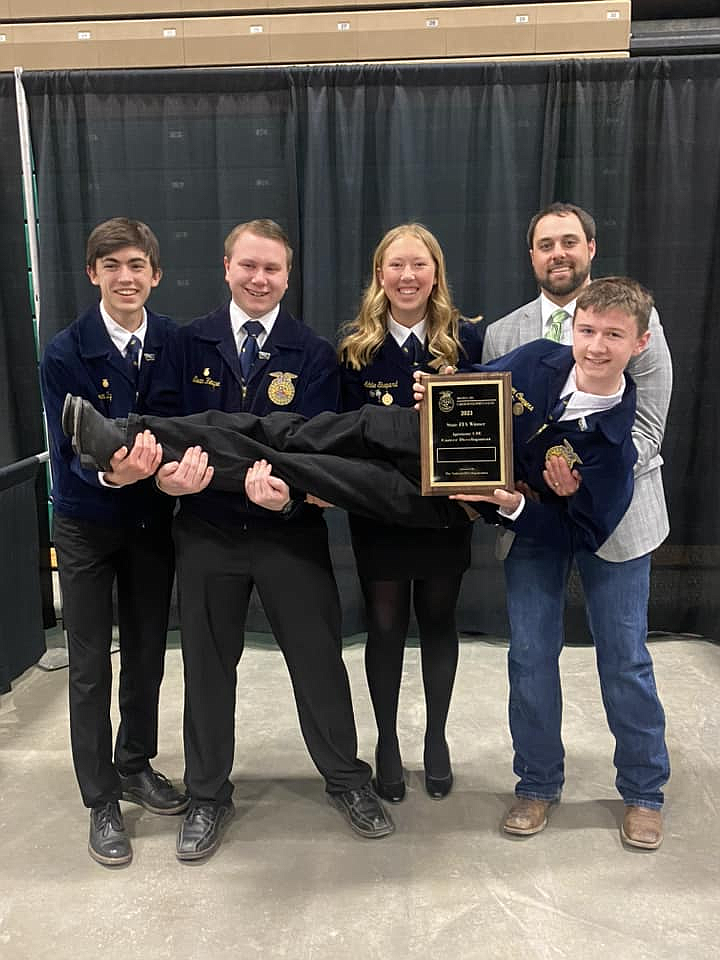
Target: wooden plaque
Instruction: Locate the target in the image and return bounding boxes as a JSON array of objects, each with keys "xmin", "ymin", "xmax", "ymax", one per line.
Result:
[{"xmin": 419, "ymin": 372, "xmax": 513, "ymax": 496}]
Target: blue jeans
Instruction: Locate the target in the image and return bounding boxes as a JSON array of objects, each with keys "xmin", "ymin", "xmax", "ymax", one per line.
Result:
[{"xmin": 504, "ymin": 537, "xmax": 670, "ymax": 809}]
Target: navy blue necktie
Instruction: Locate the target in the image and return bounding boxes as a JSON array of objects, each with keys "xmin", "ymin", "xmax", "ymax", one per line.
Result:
[
  {"xmin": 125, "ymin": 335, "xmax": 141, "ymax": 385},
  {"xmin": 548, "ymin": 393, "xmax": 573, "ymax": 423},
  {"xmin": 240, "ymin": 321, "xmax": 264, "ymax": 381},
  {"xmin": 402, "ymin": 333, "xmax": 424, "ymax": 366}
]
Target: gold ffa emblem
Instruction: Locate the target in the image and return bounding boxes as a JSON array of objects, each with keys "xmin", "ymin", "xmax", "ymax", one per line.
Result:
[
  {"xmin": 438, "ymin": 390, "xmax": 454, "ymax": 413},
  {"xmin": 513, "ymin": 402, "xmax": 524, "ymax": 416},
  {"xmin": 267, "ymin": 371, "xmax": 297, "ymax": 406},
  {"xmin": 102, "ymin": 378, "xmax": 109, "ymax": 388},
  {"xmin": 381, "ymin": 392, "xmax": 393, "ymax": 406},
  {"xmin": 545, "ymin": 438, "xmax": 584, "ymax": 470},
  {"xmin": 203, "ymin": 367, "xmax": 210, "ymax": 377}
]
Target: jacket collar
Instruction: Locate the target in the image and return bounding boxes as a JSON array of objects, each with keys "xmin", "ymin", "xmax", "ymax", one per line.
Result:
[
  {"xmin": 538, "ymin": 345, "xmax": 636, "ymax": 445},
  {"xmin": 191, "ymin": 303, "xmax": 305, "ymax": 386}
]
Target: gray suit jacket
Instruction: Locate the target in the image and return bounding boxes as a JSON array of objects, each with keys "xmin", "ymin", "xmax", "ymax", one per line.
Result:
[{"xmin": 483, "ymin": 295, "xmax": 672, "ymax": 561}]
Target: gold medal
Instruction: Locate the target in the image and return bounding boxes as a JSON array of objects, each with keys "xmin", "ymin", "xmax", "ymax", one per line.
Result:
[
  {"xmin": 545, "ymin": 438, "xmax": 583, "ymax": 470},
  {"xmin": 381, "ymin": 392, "xmax": 393, "ymax": 406},
  {"xmin": 268, "ymin": 371, "xmax": 297, "ymax": 406}
]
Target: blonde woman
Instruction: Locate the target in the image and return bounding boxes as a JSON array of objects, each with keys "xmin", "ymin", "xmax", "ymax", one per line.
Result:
[{"xmin": 338, "ymin": 224, "xmax": 483, "ymax": 801}]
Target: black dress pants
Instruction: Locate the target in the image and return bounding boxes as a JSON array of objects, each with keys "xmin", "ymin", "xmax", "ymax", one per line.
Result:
[
  {"xmin": 53, "ymin": 513, "xmax": 174, "ymax": 808},
  {"xmin": 128, "ymin": 406, "xmax": 467, "ymax": 530},
  {"xmin": 173, "ymin": 510, "xmax": 372, "ymax": 802}
]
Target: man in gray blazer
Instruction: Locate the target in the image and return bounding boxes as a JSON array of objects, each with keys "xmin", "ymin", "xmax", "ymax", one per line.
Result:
[{"xmin": 483, "ymin": 203, "xmax": 671, "ymax": 850}]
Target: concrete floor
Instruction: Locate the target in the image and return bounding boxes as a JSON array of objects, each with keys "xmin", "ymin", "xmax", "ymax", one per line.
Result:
[{"xmin": 1, "ymin": 636, "xmax": 719, "ymax": 960}]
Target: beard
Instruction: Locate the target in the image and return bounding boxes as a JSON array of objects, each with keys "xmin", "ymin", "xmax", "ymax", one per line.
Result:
[{"xmin": 536, "ymin": 260, "xmax": 591, "ymax": 298}]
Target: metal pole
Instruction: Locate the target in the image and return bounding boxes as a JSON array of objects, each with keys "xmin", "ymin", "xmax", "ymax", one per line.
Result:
[
  {"xmin": 13, "ymin": 67, "xmax": 41, "ymax": 334},
  {"xmin": 14, "ymin": 69, "xmax": 68, "ymax": 670}
]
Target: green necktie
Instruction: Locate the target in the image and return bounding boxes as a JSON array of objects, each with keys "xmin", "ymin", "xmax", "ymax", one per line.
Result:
[{"xmin": 546, "ymin": 308, "xmax": 569, "ymax": 343}]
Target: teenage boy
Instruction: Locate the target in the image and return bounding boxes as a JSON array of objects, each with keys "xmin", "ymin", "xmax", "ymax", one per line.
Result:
[
  {"xmin": 141, "ymin": 219, "xmax": 393, "ymax": 861},
  {"xmin": 457, "ymin": 276, "xmax": 670, "ymax": 849},
  {"xmin": 40, "ymin": 218, "xmax": 187, "ymax": 867}
]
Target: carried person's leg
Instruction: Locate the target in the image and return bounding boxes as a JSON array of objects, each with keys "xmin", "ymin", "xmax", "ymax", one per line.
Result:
[
  {"xmin": 63, "ymin": 396, "xmax": 465, "ymax": 529},
  {"xmin": 135, "ymin": 406, "xmax": 452, "ymax": 529}
]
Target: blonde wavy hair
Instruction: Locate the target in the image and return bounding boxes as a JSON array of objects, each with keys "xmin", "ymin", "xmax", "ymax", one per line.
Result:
[{"xmin": 338, "ymin": 223, "xmax": 463, "ymax": 371}]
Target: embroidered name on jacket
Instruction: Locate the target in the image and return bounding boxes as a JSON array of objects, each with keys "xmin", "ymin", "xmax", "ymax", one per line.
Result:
[{"xmin": 192, "ymin": 367, "xmax": 221, "ymax": 389}]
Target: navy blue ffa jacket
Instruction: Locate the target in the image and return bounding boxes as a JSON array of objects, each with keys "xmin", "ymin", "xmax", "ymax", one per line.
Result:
[
  {"xmin": 145, "ymin": 303, "xmax": 340, "ymax": 528},
  {"xmin": 40, "ymin": 305, "xmax": 176, "ymax": 527},
  {"xmin": 340, "ymin": 318, "xmax": 484, "ymax": 411},
  {"xmin": 480, "ymin": 340, "xmax": 638, "ymax": 553}
]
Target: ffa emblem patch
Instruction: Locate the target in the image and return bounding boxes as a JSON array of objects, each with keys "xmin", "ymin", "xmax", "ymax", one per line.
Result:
[
  {"xmin": 102, "ymin": 378, "xmax": 109, "ymax": 388},
  {"xmin": 545, "ymin": 438, "xmax": 584, "ymax": 470},
  {"xmin": 268, "ymin": 371, "xmax": 297, "ymax": 406},
  {"xmin": 203, "ymin": 367, "xmax": 210, "ymax": 377},
  {"xmin": 381, "ymin": 392, "xmax": 393, "ymax": 406},
  {"xmin": 513, "ymin": 402, "xmax": 524, "ymax": 416}
]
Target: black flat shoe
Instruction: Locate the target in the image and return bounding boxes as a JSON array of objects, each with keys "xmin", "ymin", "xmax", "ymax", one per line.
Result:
[
  {"xmin": 372, "ymin": 775, "xmax": 406, "ymax": 803},
  {"xmin": 425, "ymin": 770, "xmax": 453, "ymax": 800}
]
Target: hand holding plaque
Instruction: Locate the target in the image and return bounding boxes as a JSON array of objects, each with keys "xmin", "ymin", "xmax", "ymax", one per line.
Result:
[{"xmin": 419, "ymin": 372, "xmax": 513, "ymax": 496}]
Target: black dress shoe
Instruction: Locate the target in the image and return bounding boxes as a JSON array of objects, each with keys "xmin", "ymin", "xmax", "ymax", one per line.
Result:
[
  {"xmin": 61, "ymin": 394, "xmax": 128, "ymax": 471},
  {"xmin": 176, "ymin": 801, "xmax": 235, "ymax": 862},
  {"xmin": 372, "ymin": 776, "xmax": 406, "ymax": 803},
  {"xmin": 425, "ymin": 771, "xmax": 454, "ymax": 800},
  {"xmin": 373, "ymin": 745, "xmax": 406, "ymax": 803},
  {"xmin": 328, "ymin": 783, "xmax": 395, "ymax": 838},
  {"xmin": 89, "ymin": 800, "xmax": 132, "ymax": 866},
  {"xmin": 120, "ymin": 766, "xmax": 189, "ymax": 815}
]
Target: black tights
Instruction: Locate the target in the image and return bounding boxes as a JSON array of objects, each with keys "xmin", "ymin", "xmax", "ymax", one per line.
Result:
[{"xmin": 361, "ymin": 573, "xmax": 463, "ymax": 782}]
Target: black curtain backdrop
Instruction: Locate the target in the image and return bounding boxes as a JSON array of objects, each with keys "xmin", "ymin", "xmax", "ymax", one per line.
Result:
[{"xmin": 3, "ymin": 55, "xmax": 717, "ymax": 640}]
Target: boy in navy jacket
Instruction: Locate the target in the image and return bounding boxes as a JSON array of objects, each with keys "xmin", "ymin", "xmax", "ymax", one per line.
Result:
[{"xmin": 41, "ymin": 219, "xmax": 187, "ymax": 867}]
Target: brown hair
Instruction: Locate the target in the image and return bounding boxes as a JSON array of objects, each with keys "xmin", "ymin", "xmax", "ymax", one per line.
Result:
[
  {"xmin": 86, "ymin": 218, "xmax": 161, "ymax": 273},
  {"xmin": 575, "ymin": 276, "xmax": 653, "ymax": 335},
  {"xmin": 224, "ymin": 219, "xmax": 293, "ymax": 269},
  {"xmin": 527, "ymin": 203, "xmax": 597, "ymax": 248}
]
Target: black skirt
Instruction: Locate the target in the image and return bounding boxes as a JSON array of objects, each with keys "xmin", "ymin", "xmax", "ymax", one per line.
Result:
[{"xmin": 349, "ymin": 514, "xmax": 472, "ymax": 582}]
